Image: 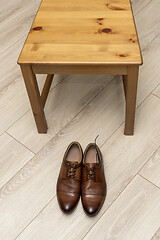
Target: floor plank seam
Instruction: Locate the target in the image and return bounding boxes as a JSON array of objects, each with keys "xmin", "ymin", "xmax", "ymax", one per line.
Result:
[
  {"xmin": 142, "ymin": 31, "xmax": 160, "ymax": 54},
  {"xmin": 100, "ymin": 121, "xmax": 124, "ymax": 149},
  {"xmin": 150, "ymin": 81, "xmax": 160, "ymax": 94},
  {"xmin": 150, "ymin": 226, "xmax": 160, "ymax": 240},
  {"xmin": 152, "ymin": 92, "xmax": 160, "ymax": 99},
  {"xmin": 0, "ymin": 132, "xmax": 36, "ymax": 192},
  {"xmin": 5, "ymin": 109, "xmax": 31, "ymax": 137},
  {"xmin": 6, "ymin": 132, "xmax": 35, "ymax": 155},
  {"xmin": 138, "ymin": 173, "xmax": 160, "ymax": 191},
  {"xmin": 137, "ymin": 91, "xmax": 160, "ymax": 109},
  {"xmin": 48, "ymin": 74, "xmax": 69, "ymax": 95},
  {"xmin": 134, "ymin": 0, "xmax": 153, "ymax": 16},
  {"xmin": 137, "ymin": 146, "xmax": 160, "ymax": 174},
  {"xmin": 14, "ymin": 196, "xmax": 56, "ymax": 240}
]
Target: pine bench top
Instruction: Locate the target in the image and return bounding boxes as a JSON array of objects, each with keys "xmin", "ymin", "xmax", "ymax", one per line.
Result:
[{"xmin": 18, "ymin": 0, "xmax": 143, "ymax": 66}]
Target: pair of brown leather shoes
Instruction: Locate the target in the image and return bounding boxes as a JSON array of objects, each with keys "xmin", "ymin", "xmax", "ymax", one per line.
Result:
[{"xmin": 56, "ymin": 141, "xmax": 106, "ymax": 216}]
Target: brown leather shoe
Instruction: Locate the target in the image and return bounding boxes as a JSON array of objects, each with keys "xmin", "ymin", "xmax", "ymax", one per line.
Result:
[
  {"xmin": 81, "ymin": 143, "xmax": 106, "ymax": 216},
  {"xmin": 57, "ymin": 142, "xmax": 83, "ymax": 213}
]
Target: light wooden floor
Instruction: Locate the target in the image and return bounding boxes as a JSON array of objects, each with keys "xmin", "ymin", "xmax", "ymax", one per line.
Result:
[{"xmin": 0, "ymin": 0, "xmax": 160, "ymax": 239}]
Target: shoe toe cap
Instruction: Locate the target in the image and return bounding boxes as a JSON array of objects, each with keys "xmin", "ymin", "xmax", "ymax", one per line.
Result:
[
  {"xmin": 57, "ymin": 191, "xmax": 79, "ymax": 213},
  {"xmin": 82, "ymin": 194, "xmax": 105, "ymax": 216}
]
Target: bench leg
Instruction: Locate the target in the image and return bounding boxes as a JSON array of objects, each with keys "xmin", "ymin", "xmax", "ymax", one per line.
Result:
[
  {"xmin": 41, "ymin": 74, "xmax": 54, "ymax": 108},
  {"xmin": 20, "ymin": 64, "xmax": 48, "ymax": 133},
  {"xmin": 124, "ymin": 66, "xmax": 139, "ymax": 135},
  {"xmin": 122, "ymin": 75, "xmax": 127, "ymax": 101}
]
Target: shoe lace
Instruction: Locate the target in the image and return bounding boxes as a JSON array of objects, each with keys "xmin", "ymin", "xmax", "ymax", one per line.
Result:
[
  {"xmin": 66, "ymin": 160, "xmax": 77, "ymax": 179},
  {"xmin": 95, "ymin": 135, "xmax": 100, "ymax": 163},
  {"xmin": 85, "ymin": 135, "xmax": 100, "ymax": 181},
  {"xmin": 86, "ymin": 166, "xmax": 96, "ymax": 181}
]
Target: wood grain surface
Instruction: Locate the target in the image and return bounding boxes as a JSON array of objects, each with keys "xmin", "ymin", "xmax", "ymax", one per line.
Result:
[{"xmin": 18, "ymin": 0, "xmax": 142, "ymax": 65}]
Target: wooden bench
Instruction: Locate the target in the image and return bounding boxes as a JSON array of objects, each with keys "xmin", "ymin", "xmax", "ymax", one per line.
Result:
[{"xmin": 18, "ymin": 0, "xmax": 143, "ymax": 134}]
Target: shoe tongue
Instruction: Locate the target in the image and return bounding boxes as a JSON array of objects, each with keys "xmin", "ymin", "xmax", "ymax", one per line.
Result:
[
  {"xmin": 65, "ymin": 160, "xmax": 79, "ymax": 165},
  {"xmin": 70, "ymin": 161, "xmax": 79, "ymax": 164},
  {"xmin": 85, "ymin": 163, "xmax": 98, "ymax": 168}
]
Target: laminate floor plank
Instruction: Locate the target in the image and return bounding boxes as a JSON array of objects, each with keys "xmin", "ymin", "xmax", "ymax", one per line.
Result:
[
  {"xmin": 131, "ymin": 0, "xmax": 152, "ymax": 15},
  {"xmin": 0, "ymin": 133, "xmax": 34, "ymax": 189},
  {"xmin": 0, "ymin": 37, "xmax": 26, "ymax": 92},
  {"xmin": 0, "ymin": 0, "xmax": 43, "ymax": 54},
  {"xmin": 84, "ymin": 175, "xmax": 160, "ymax": 240},
  {"xmin": 135, "ymin": 0, "xmax": 160, "ymax": 50},
  {"xmin": 0, "ymin": 0, "xmax": 40, "ymax": 24},
  {"xmin": 139, "ymin": 147, "xmax": 160, "ymax": 188},
  {"xmin": 0, "ymin": 12, "xmax": 35, "ymax": 55}
]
